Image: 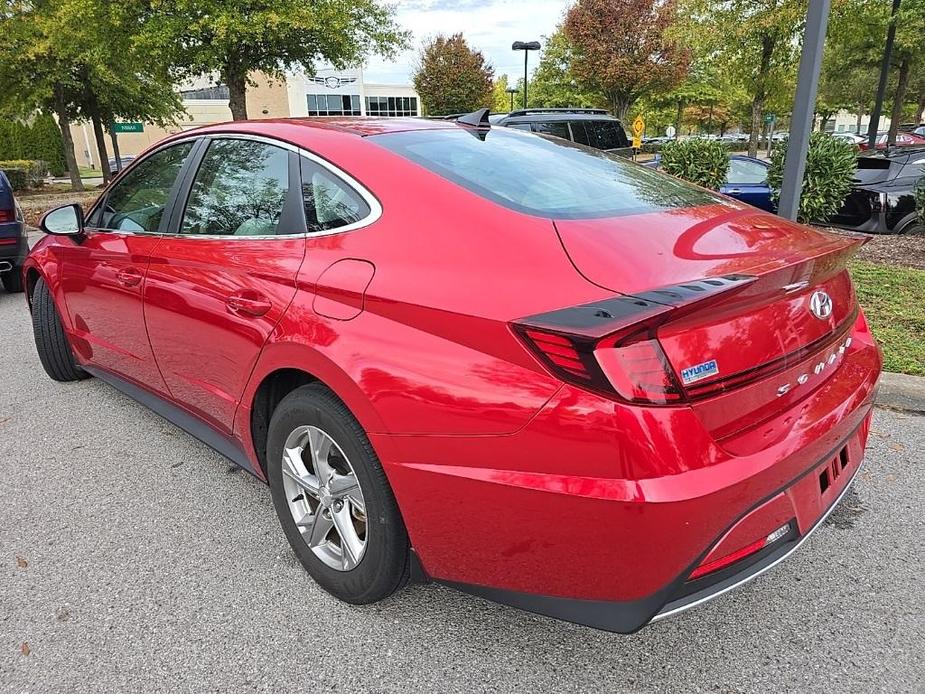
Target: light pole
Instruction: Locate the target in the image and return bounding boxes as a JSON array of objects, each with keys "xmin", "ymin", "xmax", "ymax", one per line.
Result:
[
  {"xmin": 505, "ymin": 86, "xmax": 517, "ymax": 111},
  {"xmin": 511, "ymin": 41, "xmax": 541, "ymax": 109}
]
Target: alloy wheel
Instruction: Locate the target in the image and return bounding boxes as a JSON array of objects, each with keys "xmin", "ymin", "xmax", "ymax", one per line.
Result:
[{"xmin": 280, "ymin": 425, "xmax": 367, "ymax": 571}]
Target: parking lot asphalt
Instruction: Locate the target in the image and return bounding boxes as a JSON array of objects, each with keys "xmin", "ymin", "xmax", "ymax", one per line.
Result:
[{"xmin": 0, "ymin": 285, "xmax": 923, "ymax": 694}]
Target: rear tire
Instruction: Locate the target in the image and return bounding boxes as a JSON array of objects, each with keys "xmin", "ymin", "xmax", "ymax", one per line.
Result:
[
  {"xmin": 31, "ymin": 277, "xmax": 89, "ymax": 382},
  {"xmin": 267, "ymin": 383, "xmax": 410, "ymax": 604},
  {"xmin": 1, "ymin": 266, "xmax": 23, "ymax": 293}
]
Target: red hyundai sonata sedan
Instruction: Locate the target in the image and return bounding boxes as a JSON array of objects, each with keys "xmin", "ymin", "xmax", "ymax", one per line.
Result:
[{"xmin": 23, "ymin": 111, "xmax": 881, "ymax": 632}]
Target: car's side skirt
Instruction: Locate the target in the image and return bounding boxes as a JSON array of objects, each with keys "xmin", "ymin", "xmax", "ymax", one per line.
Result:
[{"xmin": 82, "ymin": 365, "xmax": 258, "ymax": 477}]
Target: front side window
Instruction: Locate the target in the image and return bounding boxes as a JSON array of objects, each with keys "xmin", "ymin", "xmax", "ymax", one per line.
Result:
[
  {"xmin": 93, "ymin": 141, "xmax": 194, "ymax": 232},
  {"xmin": 727, "ymin": 158, "xmax": 768, "ymax": 185},
  {"xmin": 180, "ymin": 139, "xmax": 290, "ymax": 236},
  {"xmin": 373, "ymin": 127, "xmax": 720, "ymax": 219},
  {"xmin": 301, "ymin": 158, "xmax": 370, "ymax": 232}
]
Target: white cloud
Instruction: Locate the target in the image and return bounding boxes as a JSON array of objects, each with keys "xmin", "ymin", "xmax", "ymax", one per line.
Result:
[{"xmin": 362, "ymin": 0, "xmax": 571, "ymax": 84}]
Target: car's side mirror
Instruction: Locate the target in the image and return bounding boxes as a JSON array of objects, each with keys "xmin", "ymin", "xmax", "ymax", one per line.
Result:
[{"xmin": 39, "ymin": 203, "xmax": 85, "ymax": 236}]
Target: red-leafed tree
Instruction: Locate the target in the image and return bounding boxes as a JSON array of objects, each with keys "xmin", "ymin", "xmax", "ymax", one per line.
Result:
[{"xmin": 564, "ymin": 0, "xmax": 690, "ymax": 121}]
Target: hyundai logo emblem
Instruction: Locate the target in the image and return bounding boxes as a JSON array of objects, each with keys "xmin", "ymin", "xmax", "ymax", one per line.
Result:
[{"xmin": 809, "ymin": 290, "xmax": 833, "ymax": 320}]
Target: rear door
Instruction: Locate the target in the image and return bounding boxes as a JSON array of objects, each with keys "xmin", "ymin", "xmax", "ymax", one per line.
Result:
[
  {"xmin": 56, "ymin": 140, "xmax": 196, "ymax": 393},
  {"xmin": 720, "ymin": 157, "xmax": 773, "ymax": 211},
  {"xmin": 143, "ymin": 136, "xmax": 306, "ymax": 434}
]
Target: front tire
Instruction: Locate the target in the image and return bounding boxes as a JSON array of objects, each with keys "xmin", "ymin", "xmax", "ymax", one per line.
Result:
[
  {"xmin": 1, "ymin": 266, "xmax": 23, "ymax": 293},
  {"xmin": 267, "ymin": 383, "xmax": 410, "ymax": 604},
  {"xmin": 31, "ymin": 277, "xmax": 89, "ymax": 382}
]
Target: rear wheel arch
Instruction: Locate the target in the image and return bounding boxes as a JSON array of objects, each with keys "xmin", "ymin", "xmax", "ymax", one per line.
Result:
[
  {"xmin": 25, "ymin": 266, "xmax": 41, "ymax": 306},
  {"xmin": 246, "ymin": 353, "xmax": 390, "ymax": 479}
]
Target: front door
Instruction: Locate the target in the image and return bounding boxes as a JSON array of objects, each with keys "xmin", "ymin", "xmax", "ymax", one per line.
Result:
[
  {"xmin": 143, "ymin": 137, "xmax": 305, "ymax": 434},
  {"xmin": 58, "ymin": 140, "xmax": 196, "ymax": 393}
]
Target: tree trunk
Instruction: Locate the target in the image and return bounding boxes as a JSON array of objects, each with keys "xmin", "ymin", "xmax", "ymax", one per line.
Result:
[
  {"xmin": 226, "ymin": 72, "xmax": 248, "ymax": 121},
  {"xmin": 748, "ymin": 96, "xmax": 763, "ymax": 158},
  {"xmin": 887, "ymin": 57, "xmax": 910, "ymax": 145},
  {"xmin": 52, "ymin": 86, "xmax": 83, "ymax": 192},
  {"xmin": 90, "ymin": 113, "xmax": 111, "ymax": 183},
  {"xmin": 914, "ymin": 87, "xmax": 924, "ymax": 126},
  {"xmin": 748, "ymin": 35, "xmax": 774, "ymax": 158},
  {"xmin": 109, "ymin": 122, "xmax": 122, "ymax": 172},
  {"xmin": 675, "ymin": 99, "xmax": 683, "ymax": 139},
  {"xmin": 855, "ymin": 105, "xmax": 864, "ymax": 135}
]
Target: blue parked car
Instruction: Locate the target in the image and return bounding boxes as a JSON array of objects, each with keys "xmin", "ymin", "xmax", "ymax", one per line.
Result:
[
  {"xmin": 0, "ymin": 170, "xmax": 27, "ymax": 293},
  {"xmin": 645, "ymin": 154, "xmax": 775, "ymax": 212}
]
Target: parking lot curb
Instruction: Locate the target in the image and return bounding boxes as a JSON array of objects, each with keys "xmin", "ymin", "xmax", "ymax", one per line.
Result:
[{"xmin": 876, "ymin": 371, "xmax": 925, "ymax": 414}]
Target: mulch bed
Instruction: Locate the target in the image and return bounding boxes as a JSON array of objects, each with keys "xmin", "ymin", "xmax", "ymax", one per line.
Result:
[
  {"xmin": 823, "ymin": 227, "xmax": 925, "ymax": 271},
  {"xmin": 17, "ymin": 189, "xmax": 100, "ymax": 229}
]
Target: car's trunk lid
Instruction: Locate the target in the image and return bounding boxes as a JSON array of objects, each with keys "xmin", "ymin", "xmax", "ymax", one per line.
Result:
[{"xmin": 554, "ymin": 204, "xmax": 864, "ymax": 441}]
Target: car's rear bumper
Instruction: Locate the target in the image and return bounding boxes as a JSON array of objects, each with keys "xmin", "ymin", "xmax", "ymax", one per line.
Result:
[
  {"xmin": 0, "ymin": 221, "xmax": 27, "ymax": 266},
  {"xmin": 437, "ymin": 420, "xmax": 869, "ymax": 633}
]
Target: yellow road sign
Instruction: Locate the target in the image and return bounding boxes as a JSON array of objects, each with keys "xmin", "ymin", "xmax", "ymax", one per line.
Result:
[
  {"xmin": 632, "ymin": 116, "xmax": 645, "ymax": 137},
  {"xmin": 632, "ymin": 135, "xmax": 642, "ymax": 148}
]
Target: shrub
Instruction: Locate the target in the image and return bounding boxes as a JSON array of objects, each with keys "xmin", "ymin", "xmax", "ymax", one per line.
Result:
[
  {"xmin": 0, "ymin": 115, "xmax": 66, "ymax": 177},
  {"xmin": 0, "ymin": 160, "xmax": 47, "ymax": 190},
  {"xmin": 767, "ymin": 132, "xmax": 857, "ymax": 223},
  {"xmin": 658, "ymin": 138, "xmax": 729, "ymax": 189}
]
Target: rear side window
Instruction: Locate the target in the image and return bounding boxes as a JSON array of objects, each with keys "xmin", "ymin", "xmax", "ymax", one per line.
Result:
[
  {"xmin": 300, "ymin": 158, "xmax": 371, "ymax": 233},
  {"xmin": 93, "ymin": 141, "xmax": 193, "ymax": 232},
  {"xmin": 180, "ymin": 139, "xmax": 290, "ymax": 236},
  {"xmin": 568, "ymin": 121, "xmax": 590, "ymax": 146},
  {"xmin": 727, "ymin": 158, "xmax": 768, "ymax": 185},
  {"xmin": 373, "ymin": 128, "xmax": 719, "ymax": 219},
  {"xmin": 532, "ymin": 122, "xmax": 571, "ymax": 141},
  {"xmin": 584, "ymin": 121, "xmax": 630, "ymax": 150}
]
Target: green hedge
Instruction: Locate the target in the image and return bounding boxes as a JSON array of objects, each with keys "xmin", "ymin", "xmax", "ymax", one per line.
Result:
[
  {"xmin": 0, "ymin": 114, "xmax": 66, "ymax": 177},
  {"xmin": 767, "ymin": 132, "xmax": 857, "ymax": 223},
  {"xmin": 0, "ymin": 160, "xmax": 48, "ymax": 190},
  {"xmin": 659, "ymin": 138, "xmax": 730, "ymax": 190},
  {"xmin": 641, "ymin": 140, "xmax": 750, "ymax": 155}
]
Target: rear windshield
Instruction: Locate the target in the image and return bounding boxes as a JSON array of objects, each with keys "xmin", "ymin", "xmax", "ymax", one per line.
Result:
[{"xmin": 372, "ymin": 127, "xmax": 720, "ymax": 219}]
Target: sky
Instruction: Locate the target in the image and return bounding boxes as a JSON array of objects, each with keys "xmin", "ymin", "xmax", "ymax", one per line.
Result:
[{"xmin": 362, "ymin": 0, "xmax": 572, "ymax": 85}]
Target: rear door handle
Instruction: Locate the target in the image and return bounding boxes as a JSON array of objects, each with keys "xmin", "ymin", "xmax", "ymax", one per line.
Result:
[
  {"xmin": 726, "ymin": 188, "xmax": 742, "ymax": 195},
  {"xmin": 226, "ymin": 291, "xmax": 272, "ymax": 317},
  {"xmin": 116, "ymin": 267, "xmax": 143, "ymax": 287}
]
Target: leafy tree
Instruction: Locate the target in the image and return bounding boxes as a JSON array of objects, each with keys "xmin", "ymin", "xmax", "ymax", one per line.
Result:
[
  {"xmin": 413, "ymin": 33, "xmax": 494, "ymax": 116},
  {"xmin": 491, "ymin": 75, "xmax": 514, "ymax": 113},
  {"xmin": 886, "ymin": 0, "xmax": 925, "ymax": 141},
  {"xmin": 767, "ymin": 132, "xmax": 857, "ymax": 222},
  {"xmin": 142, "ymin": 0, "xmax": 408, "ymax": 121},
  {"xmin": 564, "ymin": 0, "xmax": 690, "ymax": 121},
  {"xmin": 526, "ymin": 28, "xmax": 603, "ymax": 109},
  {"xmin": 680, "ymin": 0, "xmax": 804, "ymax": 157},
  {"xmin": 0, "ymin": 0, "xmax": 183, "ymax": 186}
]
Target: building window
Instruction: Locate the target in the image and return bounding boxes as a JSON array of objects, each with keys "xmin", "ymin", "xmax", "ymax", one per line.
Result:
[
  {"xmin": 365, "ymin": 96, "xmax": 418, "ymax": 117},
  {"xmin": 180, "ymin": 85, "xmax": 230, "ymax": 100},
  {"xmin": 307, "ymin": 94, "xmax": 361, "ymax": 116}
]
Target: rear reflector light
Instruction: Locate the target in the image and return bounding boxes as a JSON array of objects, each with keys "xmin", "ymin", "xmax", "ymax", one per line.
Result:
[
  {"xmin": 0, "ymin": 238, "xmax": 16, "ymax": 245},
  {"xmin": 0, "ymin": 209, "xmax": 13, "ymax": 223},
  {"xmin": 689, "ymin": 524, "xmax": 790, "ymax": 580}
]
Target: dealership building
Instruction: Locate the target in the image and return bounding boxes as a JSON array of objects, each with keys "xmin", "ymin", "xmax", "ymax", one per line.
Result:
[{"xmin": 69, "ymin": 67, "xmax": 421, "ymax": 168}]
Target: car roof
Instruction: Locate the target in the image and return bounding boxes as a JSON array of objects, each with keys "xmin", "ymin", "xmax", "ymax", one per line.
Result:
[
  {"xmin": 185, "ymin": 117, "xmax": 456, "ymax": 139},
  {"xmin": 860, "ymin": 145, "xmax": 925, "ymax": 161},
  {"xmin": 502, "ymin": 112, "xmax": 622, "ymax": 124}
]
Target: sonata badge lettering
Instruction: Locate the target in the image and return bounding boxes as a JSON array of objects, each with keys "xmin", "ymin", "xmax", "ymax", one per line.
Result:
[{"xmin": 680, "ymin": 359, "xmax": 719, "ymax": 385}]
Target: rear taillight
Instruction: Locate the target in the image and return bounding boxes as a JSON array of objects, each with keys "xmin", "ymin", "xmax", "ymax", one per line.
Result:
[
  {"xmin": 513, "ymin": 275, "xmax": 756, "ymax": 406},
  {"xmin": 515, "ymin": 323, "xmax": 684, "ymax": 406},
  {"xmin": 0, "ymin": 208, "xmax": 13, "ymax": 223}
]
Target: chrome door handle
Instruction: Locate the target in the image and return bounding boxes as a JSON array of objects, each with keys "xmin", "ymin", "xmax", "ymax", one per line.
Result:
[
  {"xmin": 226, "ymin": 291, "xmax": 272, "ymax": 317},
  {"xmin": 116, "ymin": 267, "xmax": 143, "ymax": 287},
  {"xmin": 726, "ymin": 188, "xmax": 742, "ymax": 194}
]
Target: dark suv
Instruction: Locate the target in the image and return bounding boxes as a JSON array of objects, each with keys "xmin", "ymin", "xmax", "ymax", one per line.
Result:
[
  {"xmin": 829, "ymin": 146, "xmax": 925, "ymax": 234},
  {"xmin": 491, "ymin": 108, "xmax": 632, "ymax": 155},
  {"xmin": 0, "ymin": 170, "xmax": 26, "ymax": 293}
]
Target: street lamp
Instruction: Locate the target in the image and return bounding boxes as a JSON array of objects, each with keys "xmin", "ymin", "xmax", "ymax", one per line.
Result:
[
  {"xmin": 505, "ymin": 86, "xmax": 517, "ymax": 111},
  {"xmin": 511, "ymin": 40, "xmax": 541, "ymax": 109}
]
